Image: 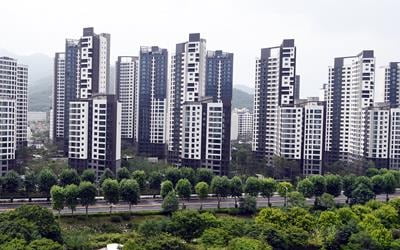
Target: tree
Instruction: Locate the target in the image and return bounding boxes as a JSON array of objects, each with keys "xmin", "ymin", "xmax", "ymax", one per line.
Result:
[
  {"xmin": 162, "ymin": 191, "xmax": 179, "ymax": 214},
  {"xmin": 200, "ymin": 227, "xmax": 230, "ymax": 248},
  {"xmin": 78, "ymin": 181, "xmax": 97, "ymax": 216},
  {"xmin": 148, "ymin": 171, "xmax": 164, "ymax": 197},
  {"xmin": 101, "ymin": 178, "xmax": 120, "ymax": 214},
  {"xmin": 195, "ymin": 181, "xmax": 209, "ymax": 210},
  {"xmin": 99, "ymin": 168, "xmax": 115, "ymax": 186},
  {"xmin": 228, "ymin": 237, "xmax": 271, "ymax": 250},
  {"xmin": 59, "ymin": 169, "xmax": 80, "ymax": 186},
  {"xmin": 24, "ymin": 172, "xmax": 37, "ymax": 202},
  {"xmin": 160, "ymin": 180, "xmax": 174, "ymax": 198},
  {"xmin": 366, "ymin": 168, "xmax": 380, "ymax": 177},
  {"xmin": 297, "ymin": 178, "xmax": 314, "ymax": 198},
  {"xmin": 350, "ymin": 183, "xmax": 375, "ymax": 205},
  {"xmin": 371, "ymin": 174, "xmax": 385, "ymax": 197},
  {"xmin": 277, "ymin": 181, "xmax": 293, "ymax": 207},
  {"xmin": 355, "ymin": 176, "xmax": 372, "ymax": 189},
  {"xmin": 239, "ymin": 195, "xmax": 257, "ymax": 215},
  {"xmin": 382, "ymin": 172, "xmax": 397, "ymax": 201},
  {"xmin": 2, "ymin": 170, "xmax": 21, "ymax": 202},
  {"xmin": 196, "ymin": 168, "xmax": 214, "ymax": 185},
  {"xmin": 342, "ymin": 174, "xmax": 356, "ymax": 203},
  {"xmin": 325, "ymin": 174, "xmax": 342, "ymax": 197},
  {"xmin": 81, "ymin": 169, "xmax": 96, "ymax": 183},
  {"xmin": 120, "ymin": 179, "xmax": 140, "ymax": 211},
  {"xmin": 211, "ymin": 176, "xmax": 231, "ymax": 208},
  {"xmin": 64, "ymin": 184, "xmax": 79, "ymax": 215},
  {"xmin": 164, "ymin": 167, "xmax": 181, "ymax": 185},
  {"xmin": 309, "ymin": 175, "xmax": 326, "ymax": 205},
  {"xmin": 50, "ymin": 185, "xmax": 65, "ymax": 216},
  {"xmin": 38, "ymin": 168, "xmax": 58, "ymax": 200},
  {"xmin": 287, "ymin": 191, "xmax": 306, "ymax": 207},
  {"xmin": 28, "ymin": 238, "xmax": 63, "ymax": 250},
  {"xmin": 132, "ymin": 170, "xmax": 146, "ymax": 190},
  {"xmin": 230, "ymin": 176, "xmax": 243, "ymax": 208},
  {"xmin": 116, "ymin": 167, "xmax": 131, "ymax": 181},
  {"xmin": 260, "ymin": 178, "xmax": 277, "ymax": 207},
  {"xmin": 175, "ymin": 178, "xmax": 192, "ymax": 208},
  {"xmin": 180, "ymin": 167, "xmax": 196, "ymax": 185},
  {"xmin": 317, "ymin": 193, "xmax": 335, "ymax": 210},
  {"xmin": 244, "ymin": 176, "xmax": 260, "ymax": 197}
]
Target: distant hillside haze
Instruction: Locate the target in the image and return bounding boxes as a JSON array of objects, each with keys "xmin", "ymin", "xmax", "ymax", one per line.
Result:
[
  {"xmin": 234, "ymin": 84, "xmax": 254, "ymax": 95},
  {"xmin": 232, "ymin": 88, "xmax": 253, "ymax": 111}
]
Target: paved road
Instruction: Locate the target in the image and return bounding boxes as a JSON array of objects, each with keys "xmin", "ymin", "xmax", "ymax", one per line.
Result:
[{"xmin": 0, "ymin": 192, "xmax": 399, "ymax": 215}]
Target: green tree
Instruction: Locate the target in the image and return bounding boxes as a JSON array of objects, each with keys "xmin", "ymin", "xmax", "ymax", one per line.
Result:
[
  {"xmin": 2, "ymin": 170, "xmax": 21, "ymax": 202},
  {"xmin": 371, "ymin": 174, "xmax": 385, "ymax": 197},
  {"xmin": 239, "ymin": 195, "xmax": 257, "ymax": 215},
  {"xmin": 64, "ymin": 184, "xmax": 79, "ymax": 215},
  {"xmin": 230, "ymin": 176, "xmax": 243, "ymax": 208},
  {"xmin": 342, "ymin": 174, "xmax": 356, "ymax": 203},
  {"xmin": 132, "ymin": 170, "xmax": 146, "ymax": 190},
  {"xmin": 28, "ymin": 238, "xmax": 63, "ymax": 250},
  {"xmin": 297, "ymin": 178, "xmax": 314, "ymax": 198},
  {"xmin": 196, "ymin": 168, "xmax": 214, "ymax": 185},
  {"xmin": 287, "ymin": 191, "xmax": 306, "ymax": 207},
  {"xmin": 354, "ymin": 176, "xmax": 372, "ymax": 189},
  {"xmin": 120, "ymin": 179, "xmax": 140, "ymax": 211},
  {"xmin": 277, "ymin": 181, "xmax": 293, "ymax": 207},
  {"xmin": 244, "ymin": 176, "xmax": 260, "ymax": 197},
  {"xmin": 24, "ymin": 172, "xmax": 37, "ymax": 202},
  {"xmin": 211, "ymin": 176, "xmax": 231, "ymax": 208},
  {"xmin": 195, "ymin": 181, "xmax": 209, "ymax": 210},
  {"xmin": 366, "ymin": 167, "xmax": 380, "ymax": 177},
  {"xmin": 175, "ymin": 178, "xmax": 192, "ymax": 208},
  {"xmin": 164, "ymin": 167, "xmax": 182, "ymax": 185},
  {"xmin": 38, "ymin": 168, "xmax": 58, "ymax": 200},
  {"xmin": 101, "ymin": 178, "xmax": 120, "ymax": 214},
  {"xmin": 325, "ymin": 174, "xmax": 342, "ymax": 197},
  {"xmin": 309, "ymin": 175, "xmax": 326, "ymax": 206},
  {"xmin": 382, "ymin": 172, "xmax": 397, "ymax": 201},
  {"xmin": 350, "ymin": 183, "xmax": 375, "ymax": 205},
  {"xmin": 228, "ymin": 237, "xmax": 271, "ymax": 250},
  {"xmin": 260, "ymin": 178, "xmax": 277, "ymax": 207},
  {"xmin": 317, "ymin": 192, "xmax": 335, "ymax": 210},
  {"xmin": 116, "ymin": 167, "xmax": 131, "ymax": 181},
  {"xmin": 148, "ymin": 171, "xmax": 164, "ymax": 197},
  {"xmin": 50, "ymin": 185, "xmax": 65, "ymax": 216},
  {"xmin": 99, "ymin": 168, "xmax": 115, "ymax": 186},
  {"xmin": 59, "ymin": 168, "xmax": 80, "ymax": 186},
  {"xmin": 81, "ymin": 169, "xmax": 96, "ymax": 183},
  {"xmin": 200, "ymin": 227, "xmax": 230, "ymax": 248},
  {"xmin": 160, "ymin": 180, "xmax": 174, "ymax": 198},
  {"xmin": 180, "ymin": 167, "xmax": 196, "ymax": 185},
  {"xmin": 162, "ymin": 191, "xmax": 179, "ymax": 214},
  {"xmin": 78, "ymin": 181, "xmax": 97, "ymax": 216}
]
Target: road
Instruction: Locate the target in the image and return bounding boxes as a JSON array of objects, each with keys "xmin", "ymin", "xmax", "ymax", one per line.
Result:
[{"xmin": 0, "ymin": 192, "xmax": 399, "ymax": 215}]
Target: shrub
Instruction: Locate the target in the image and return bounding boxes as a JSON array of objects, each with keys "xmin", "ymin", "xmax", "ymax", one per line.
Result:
[{"xmin": 110, "ymin": 216, "xmax": 122, "ymax": 223}]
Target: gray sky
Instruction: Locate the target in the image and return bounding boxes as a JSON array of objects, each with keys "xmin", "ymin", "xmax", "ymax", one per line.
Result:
[{"xmin": 1, "ymin": 0, "xmax": 399, "ymax": 98}]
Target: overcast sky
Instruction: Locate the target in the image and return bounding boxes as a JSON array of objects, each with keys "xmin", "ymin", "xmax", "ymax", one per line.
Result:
[{"xmin": 1, "ymin": 0, "xmax": 399, "ymax": 98}]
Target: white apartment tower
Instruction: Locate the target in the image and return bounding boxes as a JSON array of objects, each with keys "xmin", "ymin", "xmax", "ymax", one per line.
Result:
[
  {"xmin": 325, "ymin": 51, "xmax": 375, "ymax": 162},
  {"xmin": 52, "ymin": 27, "xmax": 121, "ymax": 179},
  {"xmin": 168, "ymin": 34, "xmax": 233, "ymax": 175},
  {"xmin": 0, "ymin": 57, "xmax": 28, "ymax": 175},
  {"xmin": 252, "ymin": 39, "xmax": 297, "ymax": 162},
  {"xmin": 116, "ymin": 56, "xmax": 139, "ymax": 140},
  {"xmin": 52, "ymin": 52, "xmax": 65, "ymax": 143}
]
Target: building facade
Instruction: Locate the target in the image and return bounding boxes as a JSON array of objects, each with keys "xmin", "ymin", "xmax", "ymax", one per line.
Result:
[
  {"xmin": 0, "ymin": 57, "xmax": 28, "ymax": 175},
  {"xmin": 384, "ymin": 62, "xmax": 400, "ymax": 107},
  {"xmin": 231, "ymin": 108, "xmax": 253, "ymax": 142},
  {"xmin": 52, "ymin": 52, "xmax": 65, "ymax": 144},
  {"xmin": 137, "ymin": 46, "xmax": 168, "ymax": 158},
  {"xmin": 116, "ymin": 56, "xmax": 138, "ymax": 140},
  {"xmin": 252, "ymin": 39, "xmax": 297, "ymax": 162},
  {"xmin": 167, "ymin": 34, "xmax": 232, "ymax": 175},
  {"xmin": 324, "ymin": 51, "xmax": 375, "ymax": 162},
  {"xmin": 52, "ymin": 27, "xmax": 121, "ymax": 178}
]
